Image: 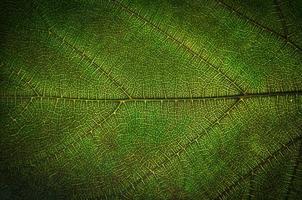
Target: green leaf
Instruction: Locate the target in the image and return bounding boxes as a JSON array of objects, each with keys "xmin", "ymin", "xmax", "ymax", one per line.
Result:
[{"xmin": 1, "ymin": 0, "xmax": 301, "ymax": 199}]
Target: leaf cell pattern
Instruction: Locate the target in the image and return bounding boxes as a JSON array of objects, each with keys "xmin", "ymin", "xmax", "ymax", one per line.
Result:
[{"xmin": 1, "ymin": 0, "xmax": 302, "ymax": 199}]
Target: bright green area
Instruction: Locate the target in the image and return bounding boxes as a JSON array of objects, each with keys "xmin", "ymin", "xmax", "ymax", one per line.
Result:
[{"xmin": 0, "ymin": 0, "xmax": 302, "ymax": 199}]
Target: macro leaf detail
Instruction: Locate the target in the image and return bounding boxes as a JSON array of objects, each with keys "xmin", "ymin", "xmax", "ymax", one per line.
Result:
[{"xmin": 1, "ymin": 0, "xmax": 302, "ymax": 199}]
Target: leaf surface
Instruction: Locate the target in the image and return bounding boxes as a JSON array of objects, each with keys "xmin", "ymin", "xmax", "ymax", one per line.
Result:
[{"xmin": 1, "ymin": 0, "xmax": 302, "ymax": 199}]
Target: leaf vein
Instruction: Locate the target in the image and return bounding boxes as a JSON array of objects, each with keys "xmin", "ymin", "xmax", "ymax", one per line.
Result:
[
  {"xmin": 273, "ymin": 0, "xmax": 289, "ymax": 38},
  {"xmin": 1, "ymin": 90, "xmax": 301, "ymax": 103},
  {"xmin": 35, "ymin": 3, "xmax": 133, "ymax": 99},
  {"xmin": 110, "ymin": 0, "xmax": 246, "ymax": 94},
  {"xmin": 214, "ymin": 135, "xmax": 302, "ymax": 200},
  {"xmin": 284, "ymin": 141, "xmax": 302, "ymax": 200},
  {"xmin": 24, "ymin": 101, "xmax": 124, "ymax": 164},
  {"xmin": 120, "ymin": 99, "xmax": 242, "ymax": 196},
  {"xmin": 216, "ymin": 0, "xmax": 302, "ymax": 52}
]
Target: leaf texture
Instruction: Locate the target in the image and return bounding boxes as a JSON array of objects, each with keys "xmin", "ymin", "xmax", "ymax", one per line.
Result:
[{"xmin": 1, "ymin": 0, "xmax": 302, "ymax": 199}]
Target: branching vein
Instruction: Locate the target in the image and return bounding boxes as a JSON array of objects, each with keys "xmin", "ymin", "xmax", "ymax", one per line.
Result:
[
  {"xmin": 119, "ymin": 99, "xmax": 241, "ymax": 196},
  {"xmin": 284, "ymin": 141, "xmax": 302, "ymax": 200},
  {"xmin": 216, "ymin": 0, "xmax": 302, "ymax": 52},
  {"xmin": 34, "ymin": 101, "xmax": 124, "ymax": 163},
  {"xmin": 110, "ymin": 0, "xmax": 246, "ymax": 94},
  {"xmin": 273, "ymin": 0, "xmax": 289, "ymax": 38},
  {"xmin": 214, "ymin": 135, "xmax": 302, "ymax": 200},
  {"xmin": 35, "ymin": 4, "xmax": 133, "ymax": 99}
]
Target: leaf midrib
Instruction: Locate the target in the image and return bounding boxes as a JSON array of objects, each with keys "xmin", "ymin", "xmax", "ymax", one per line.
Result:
[{"xmin": 2, "ymin": 90, "xmax": 301, "ymax": 103}]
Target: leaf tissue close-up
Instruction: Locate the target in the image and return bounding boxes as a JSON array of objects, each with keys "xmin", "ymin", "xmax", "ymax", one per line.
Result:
[{"xmin": 1, "ymin": 0, "xmax": 302, "ymax": 199}]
